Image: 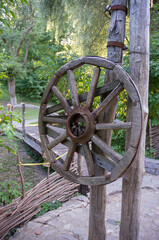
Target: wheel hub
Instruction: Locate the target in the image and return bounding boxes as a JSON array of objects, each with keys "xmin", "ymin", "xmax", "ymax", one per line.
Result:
[{"xmin": 66, "ymin": 107, "xmax": 95, "ymax": 144}]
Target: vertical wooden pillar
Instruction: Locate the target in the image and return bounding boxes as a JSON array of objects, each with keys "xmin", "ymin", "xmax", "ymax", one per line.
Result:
[
  {"xmin": 88, "ymin": 1, "xmax": 127, "ymax": 239},
  {"xmin": 22, "ymin": 103, "xmax": 25, "ymax": 138},
  {"xmin": 120, "ymin": 1, "xmax": 150, "ymax": 239}
]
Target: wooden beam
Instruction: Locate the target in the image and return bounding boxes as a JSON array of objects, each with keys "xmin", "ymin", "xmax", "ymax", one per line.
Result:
[{"xmin": 120, "ymin": 0, "xmax": 150, "ymax": 239}]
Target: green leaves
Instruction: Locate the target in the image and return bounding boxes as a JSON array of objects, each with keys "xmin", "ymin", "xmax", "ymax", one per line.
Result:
[
  {"xmin": 35, "ymin": 200, "xmax": 62, "ymax": 217},
  {"xmin": 0, "ymin": 105, "xmax": 21, "ymax": 154},
  {"xmin": 0, "ymin": 180, "xmax": 21, "ymax": 205},
  {"xmin": 149, "ymin": 3, "xmax": 159, "ymax": 125}
]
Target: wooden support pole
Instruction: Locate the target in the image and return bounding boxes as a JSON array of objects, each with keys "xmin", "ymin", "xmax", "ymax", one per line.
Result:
[
  {"xmin": 88, "ymin": 1, "xmax": 127, "ymax": 239},
  {"xmin": 22, "ymin": 103, "xmax": 25, "ymax": 138},
  {"xmin": 120, "ymin": 1, "xmax": 150, "ymax": 239}
]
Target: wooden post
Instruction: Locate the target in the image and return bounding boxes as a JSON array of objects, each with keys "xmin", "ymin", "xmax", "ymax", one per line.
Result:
[
  {"xmin": 88, "ymin": 1, "xmax": 127, "ymax": 239},
  {"xmin": 22, "ymin": 103, "xmax": 25, "ymax": 138},
  {"xmin": 120, "ymin": 1, "xmax": 150, "ymax": 239}
]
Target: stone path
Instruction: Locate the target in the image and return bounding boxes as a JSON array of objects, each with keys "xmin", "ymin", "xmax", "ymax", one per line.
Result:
[{"xmin": 10, "ymin": 173, "xmax": 159, "ymax": 240}]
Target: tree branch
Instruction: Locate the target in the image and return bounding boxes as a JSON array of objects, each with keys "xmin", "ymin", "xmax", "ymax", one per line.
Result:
[
  {"xmin": 22, "ymin": 37, "xmax": 33, "ymax": 66},
  {"xmin": 16, "ymin": 18, "xmax": 34, "ymax": 57}
]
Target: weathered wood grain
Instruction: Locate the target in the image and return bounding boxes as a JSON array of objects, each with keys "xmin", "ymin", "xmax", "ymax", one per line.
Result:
[
  {"xmin": 91, "ymin": 134, "xmax": 122, "ymax": 164},
  {"xmin": 45, "ymin": 80, "xmax": 120, "ymax": 115},
  {"xmin": 86, "ymin": 67, "xmax": 100, "ymax": 109},
  {"xmin": 63, "ymin": 142, "xmax": 77, "ymax": 171},
  {"xmin": 111, "ymin": 146, "xmax": 136, "ymax": 181},
  {"xmin": 120, "ymin": 0, "xmax": 150, "ymax": 239},
  {"xmin": 82, "ymin": 56, "xmax": 115, "ymax": 69},
  {"xmin": 92, "ymin": 83, "xmax": 123, "ymax": 118},
  {"xmin": 92, "ymin": 151, "xmax": 116, "ymax": 172},
  {"xmin": 113, "ymin": 64, "xmax": 140, "ymax": 102},
  {"xmin": 42, "ymin": 116, "xmax": 66, "ymax": 125},
  {"xmin": 82, "ymin": 143, "xmax": 95, "ymax": 176},
  {"xmin": 47, "ymin": 130, "xmax": 68, "ymax": 150},
  {"xmin": 78, "ymin": 175, "xmax": 109, "ymax": 186},
  {"xmin": 129, "ymin": 101, "xmax": 142, "ymax": 148},
  {"xmin": 67, "ymin": 70, "xmax": 80, "ymax": 107},
  {"xmin": 52, "ymin": 86, "xmax": 71, "ymax": 113},
  {"xmin": 95, "ymin": 122, "xmax": 132, "ymax": 130}
]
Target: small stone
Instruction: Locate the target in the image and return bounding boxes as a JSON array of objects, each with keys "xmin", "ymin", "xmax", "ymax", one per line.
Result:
[{"xmin": 35, "ymin": 230, "xmax": 41, "ymax": 235}]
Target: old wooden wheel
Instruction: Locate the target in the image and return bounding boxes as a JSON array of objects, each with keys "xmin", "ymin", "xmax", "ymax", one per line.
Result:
[{"xmin": 39, "ymin": 56, "xmax": 142, "ymax": 186}]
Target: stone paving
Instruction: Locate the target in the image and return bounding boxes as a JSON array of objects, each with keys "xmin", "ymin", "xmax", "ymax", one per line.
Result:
[{"xmin": 10, "ymin": 173, "xmax": 159, "ymax": 240}]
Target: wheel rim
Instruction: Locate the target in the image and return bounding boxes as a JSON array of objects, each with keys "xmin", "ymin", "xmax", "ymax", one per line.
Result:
[{"xmin": 39, "ymin": 56, "xmax": 143, "ymax": 186}]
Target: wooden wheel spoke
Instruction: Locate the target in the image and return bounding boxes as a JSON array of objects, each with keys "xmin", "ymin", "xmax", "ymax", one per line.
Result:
[
  {"xmin": 52, "ymin": 86, "xmax": 71, "ymax": 113},
  {"xmin": 63, "ymin": 142, "xmax": 77, "ymax": 171},
  {"xmin": 47, "ymin": 130, "xmax": 68, "ymax": 150},
  {"xmin": 42, "ymin": 116, "xmax": 67, "ymax": 125},
  {"xmin": 67, "ymin": 70, "xmax": 80, "ymax": 107},
  {"xmin": 91, "ymin": 134, "xmax": 122, "ymax": 164},
  {"xmin": 96, "ymin": 122, "xmax": 132, "ymax": 130},
  {"xmin": 92, "ymin": 83, "xmax": 124, "ymax": 118},
  {"xmin": 86, "ymin": 67, "xmax": 100, "ymax": 109},
  {"xmin": 83, "ymin": 143, "xmax": 95, "ymax": 176}
]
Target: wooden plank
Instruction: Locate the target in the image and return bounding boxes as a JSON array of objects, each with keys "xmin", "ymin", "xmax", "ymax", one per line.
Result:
[
  {"xmin": 42, "ymin": 116, "xmax": 66, "ymax": 125},
  {"xmin": 86, "ymin": 67, "xmax": 100, "ymax": 109},
  {"xmin": 96, "ymin": 122, "xmax": 132, "ymax": 130},
  {"xmin": 63, "ymin": 142, "xmax": 77, "ymax": 171},
  {"xmin": 47, "ymin": 130, "xmax": 68, "ymax": 150},
  {"xmin": 92, "ymin": 151, "xmax": 116, "ymax": 172},
  {"xmin": 45, "ymin": 80, "xmax": 120, "ymax": 115},
  {"xmin": 82, "ymin": 56, "xmax": 115, "ymax": 70},
  {"xmin": 82, "ymin": 143, "xmax": 95, "ymax": 176},
  {"xmin": 67, "ymin": 70, "xmax": 80, "ymax": 107},
  {"xmin": 78, "ymin": 175, "xmax": 110, "ymax": 186},
  {"xmin": 91, "ymin": 134, "xmax": 122, "ymax": 164},
  {"xmin": 92, "ymin": 83, "xmax": 123, "ymax": 118},
  {"xmin": 52, "ymin": 86, "xmax": 71, "ymax": 113}
]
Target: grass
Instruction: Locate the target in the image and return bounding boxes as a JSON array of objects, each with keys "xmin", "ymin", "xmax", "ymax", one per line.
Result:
[{"xmin": 14, "ymin": 107, "xmax": 39, "ymax": 120}]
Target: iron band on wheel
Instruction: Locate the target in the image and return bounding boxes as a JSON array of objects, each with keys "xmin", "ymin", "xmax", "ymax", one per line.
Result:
[{"xmin": 39, "ymin": 56, "xmax": 142, "ymax": 186}]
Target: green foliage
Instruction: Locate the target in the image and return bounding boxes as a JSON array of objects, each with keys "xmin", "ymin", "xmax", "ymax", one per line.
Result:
[
  {"xmin": 0, "ymin": 180, "xmax": 21, "ymax": 206},
  {"xmin": 41, "ymin": 0, "xmax": 109, "ymax": 56},
  {"xmin": 0, "ymin": 105, "xmax": 21, "ymax": 154},
  {"xmin": 149, "ymin": 3, "xmax": 159, "ymax": 126},
  {"xmin": 35, "ymin": 200, "xmax": 62, "ymax": 217},
  {"xmin": 0, "ymin": 0, "xmax": 28, "ymax": 33},
  {"xmin": 145, "ymin": 145, "xmax": 157, "ymax": 159},
  {"xmin": 111, "ymin": 129, "xmax": 125, "ymax": 155}
]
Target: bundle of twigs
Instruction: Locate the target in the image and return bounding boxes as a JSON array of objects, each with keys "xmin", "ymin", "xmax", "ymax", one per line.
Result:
[
  {"xmin": 151, "ymin": 125, "xmax": 159, "ymax": 158},
  {"xmin": 0, "ymin": 172, "xmax": 78, "ymax": 240}
]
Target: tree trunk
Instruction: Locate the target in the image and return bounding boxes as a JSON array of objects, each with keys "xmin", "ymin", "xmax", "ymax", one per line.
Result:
[
  {"xmin": 120, "ymin": 1, "xmax": 150, "ymax": 239},
  {"xmin": 8, "ymin": 78, "xmax": 17, "ymax": 106},
  {"xmin": 88, "ymin": 1, "xmax": 127, "ymax": 239}
]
